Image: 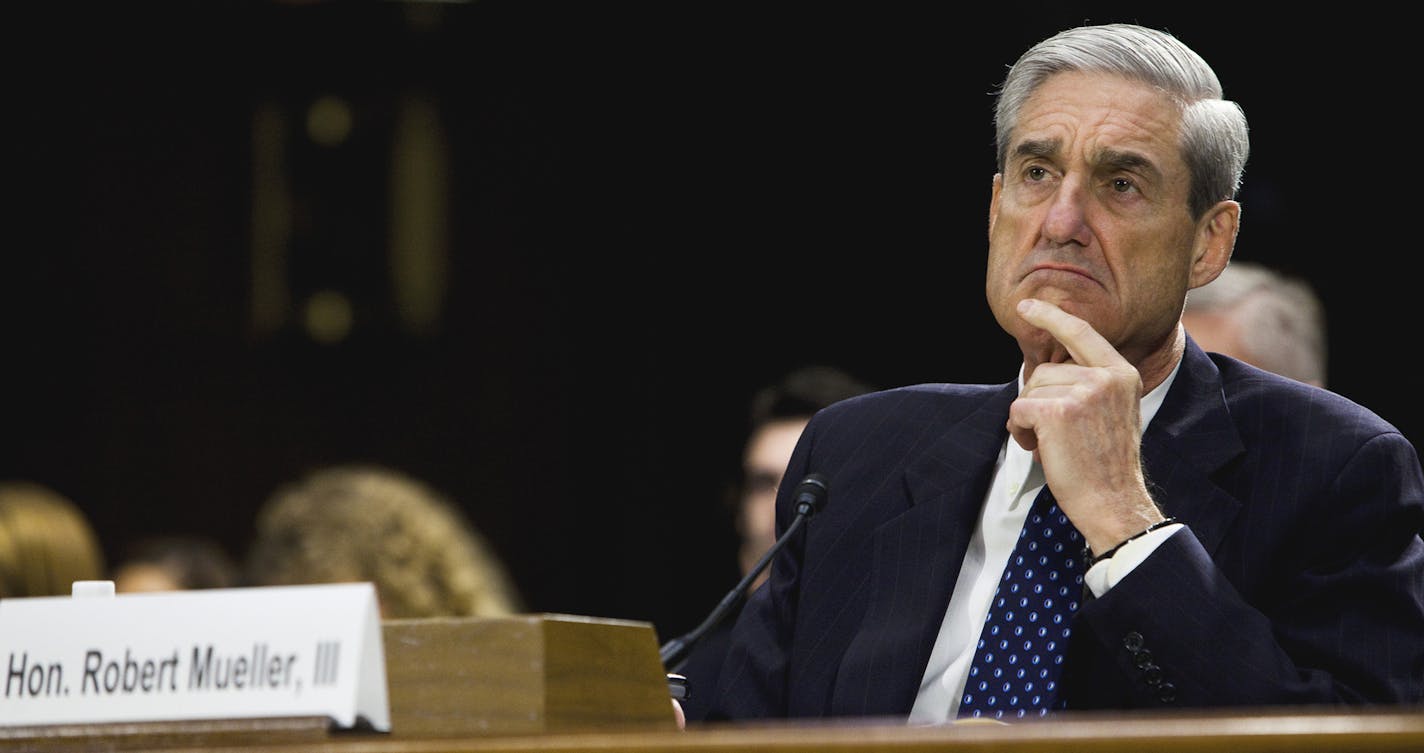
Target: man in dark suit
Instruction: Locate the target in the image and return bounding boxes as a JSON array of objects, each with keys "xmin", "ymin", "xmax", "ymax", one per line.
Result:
[{"xmin": 705, "ymin": 22, "xmax": 1424, "ymax": 721}]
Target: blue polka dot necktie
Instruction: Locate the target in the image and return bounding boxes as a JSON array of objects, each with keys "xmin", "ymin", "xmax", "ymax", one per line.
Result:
[{"xmin": 958, "ymin": 486, "xmax": 1084, "ymax": 719}]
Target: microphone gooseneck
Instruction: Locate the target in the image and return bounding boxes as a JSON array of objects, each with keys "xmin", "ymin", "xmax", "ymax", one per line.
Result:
[{"xmin": 659, "ymin": 473, "xmax": 829, "ymax": 672}]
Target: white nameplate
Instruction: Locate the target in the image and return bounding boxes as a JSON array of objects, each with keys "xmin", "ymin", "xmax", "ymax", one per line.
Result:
[{"xmin": 0, "ymin": 582, "xmax": 389, "ymax": 731}]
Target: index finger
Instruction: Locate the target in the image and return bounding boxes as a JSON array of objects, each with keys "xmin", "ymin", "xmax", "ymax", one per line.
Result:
[{"xmin": 1016, "ymin": 297, "xmax": 1127, "ymax": 368}]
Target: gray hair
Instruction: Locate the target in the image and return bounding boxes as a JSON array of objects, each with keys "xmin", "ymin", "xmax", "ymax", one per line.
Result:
[
  {"xmin": 1184, "ymin": 261, "xmax": 1328, "ymax": 386},
  {"xmin": 993, "ymin": 23, "xmax": 1249, "ymax": 219}
]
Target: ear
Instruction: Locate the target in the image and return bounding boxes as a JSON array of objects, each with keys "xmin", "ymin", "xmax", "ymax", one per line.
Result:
[
  {"xmin": 988, "ymin": 173, "xmax": 1004, "ymax": 238},
  {"xmin": 1188, "ymin": 199, "xmax": 1240, "ymax": 290}
]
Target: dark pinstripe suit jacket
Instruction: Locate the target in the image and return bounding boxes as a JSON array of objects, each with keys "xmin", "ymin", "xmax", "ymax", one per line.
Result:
[{"xmin": 706, "ymin": 340, "xmax": 1424, "ymax": 719}]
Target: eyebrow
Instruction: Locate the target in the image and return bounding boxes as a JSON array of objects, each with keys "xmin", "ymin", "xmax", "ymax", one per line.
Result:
[
  {"xmin": 1012, "ymin": 138, "xmax": 1060, "ymax": 162},
  {"xmin": 1012, "ymin": 139, "xmax": 1162, "ymax": 180},
  {"xmin": 1097, "ymin": 148, "xmax": 1160, "ymax": 180}
]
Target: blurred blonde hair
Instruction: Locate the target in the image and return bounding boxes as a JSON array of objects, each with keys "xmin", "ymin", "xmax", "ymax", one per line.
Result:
[
  {"xmin": 246, "ymin": 465, "xmax": 523, "ymax": 618},
  {"xmin": 0, "ymin": 481, "xmax": 106, "ymax": 598}
]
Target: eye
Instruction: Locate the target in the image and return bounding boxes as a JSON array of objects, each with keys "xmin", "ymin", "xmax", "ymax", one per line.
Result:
[
  {"xmin": 1027, "ymin": 166, "xmax": 1049, "ymax": 182},
  {"xmin": 1111, "ymin": 177, "xmax": 1135, "ymax": 193},
  {"xmin": 744, "ymin": 470, "xmax": 781, "ymax": 496}
]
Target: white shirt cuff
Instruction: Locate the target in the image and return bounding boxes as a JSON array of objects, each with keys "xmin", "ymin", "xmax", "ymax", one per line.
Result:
[{"xmin": 1083, "ymin": 524, "xmax": 1184, "ymax": 596}]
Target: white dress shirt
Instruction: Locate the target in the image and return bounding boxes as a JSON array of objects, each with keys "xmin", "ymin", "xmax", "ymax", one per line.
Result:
[{"xmin": 907, "ymin": 360, "xmax": 1185, "ymax": 724}]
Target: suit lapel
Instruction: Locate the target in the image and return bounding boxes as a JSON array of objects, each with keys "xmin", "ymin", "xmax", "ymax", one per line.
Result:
[
  {"xmin": 831, "ymin": 383, "xmax": 1017, "ymax": 715},
  {"xmin": 1141, "ymin": 342, "xmax": 1246, "ymax": 556}
]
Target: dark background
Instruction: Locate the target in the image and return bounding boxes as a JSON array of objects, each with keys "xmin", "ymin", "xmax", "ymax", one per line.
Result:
[{"xmin": 5, "ymin": 2, "xmax": 1412, "ymax": 645}]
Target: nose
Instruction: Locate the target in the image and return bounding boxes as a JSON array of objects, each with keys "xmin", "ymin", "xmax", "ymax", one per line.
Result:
[{"xmin": 1041, "ymin": 178, "xmax": 1092, "ymax": 248}]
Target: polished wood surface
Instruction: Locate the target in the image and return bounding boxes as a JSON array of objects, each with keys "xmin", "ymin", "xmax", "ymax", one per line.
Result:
[
  {"xmin": 0, "ymin": 715, "xmax": 331, "ymax": 751},
  {"xmin": 16, "ymin": 707, "xmax": 1415, "ymax": 753},
  {"xmin": 4, "ymin": 613, "xmax": 1419, "ymax": 752},
  {"xmin": 382, "ymin": 613, "xmax": 677, "ymax": 737},
  {"xmin": 1, "ymin": 613, "xmax": 679, "ymax": 751}
]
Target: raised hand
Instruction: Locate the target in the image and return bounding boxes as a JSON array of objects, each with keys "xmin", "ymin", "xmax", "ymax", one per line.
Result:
[{"xmin": 1009, "ymin": 298, "xmax": 1168, "ymax": 554}]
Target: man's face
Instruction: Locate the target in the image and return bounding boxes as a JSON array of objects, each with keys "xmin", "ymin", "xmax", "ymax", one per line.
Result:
[
  {"xmin": 738, "ymin": 418, "xmax": 808, "ymax": 586},
  {"xmin": 984, "ymin": 70, "xmax": 1203, "ymax": 363}
]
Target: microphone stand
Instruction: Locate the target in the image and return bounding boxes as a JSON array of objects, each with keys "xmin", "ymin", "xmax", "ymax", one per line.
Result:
[
  {"xmin": 659, "ymin": 512, "xmax": 809, "ymax": 672},
  {"xmin": 659, "ymin": 473, "xmax": 828, "ymax": 672}
]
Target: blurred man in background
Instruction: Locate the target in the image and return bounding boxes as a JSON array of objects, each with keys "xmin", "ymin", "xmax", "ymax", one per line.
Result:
[
  {"xmin": 1180, "ymin": 260, "xmax": 1326, "ymax": 386},
  {"xmin": 676, "ymin": 365, "xmax": 875, "ymax": 722}
]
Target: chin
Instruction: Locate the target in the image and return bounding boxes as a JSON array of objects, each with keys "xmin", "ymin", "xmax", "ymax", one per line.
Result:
[{"xmin": 1013, "ymin": 325, "xmax": 1057, "ymax": 351}]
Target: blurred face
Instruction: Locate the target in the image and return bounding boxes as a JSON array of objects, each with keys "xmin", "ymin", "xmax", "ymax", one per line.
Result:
[
  {"xmin": 1180, "ymin": 308, "xmax": 1248, "ymax": 361},
  {"xmin": 738, "ymin": 418, "xmax": 808, "ymax": 587},
  {"xmin": 985, "ymin": 71, "xmax": 1236, "ymax": 371},
  {"xmin": 113, "ymin": 563, "xmax": 184, "ymax": 593}
]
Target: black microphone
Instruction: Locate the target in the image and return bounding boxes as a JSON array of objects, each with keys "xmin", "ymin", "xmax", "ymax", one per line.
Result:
[{"xmin": 659, "ymin": 472, "xmax": 830, "ymax": 672}]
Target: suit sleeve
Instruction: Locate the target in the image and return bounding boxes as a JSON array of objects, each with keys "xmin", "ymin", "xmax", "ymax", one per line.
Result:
[{"xmin": 1076, "ymin": 430, "xmax": 1424, "ymax": 707}]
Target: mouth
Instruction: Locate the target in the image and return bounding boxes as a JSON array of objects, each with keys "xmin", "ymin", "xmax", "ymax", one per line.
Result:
[
  {"xmin": 1027, "ymin": 262, "xmax": 1096, "ymax": 281},
  {"xmin": 1019, "ymin": 263, "xmax": 1105, "ymax": 306}
]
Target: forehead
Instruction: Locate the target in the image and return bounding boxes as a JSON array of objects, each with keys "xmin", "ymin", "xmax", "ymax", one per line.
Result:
[
  {"xmin": 744, "ymin": 418, "xmax": 807, "ymax": 464},
  {"xmin": 1011, "ymin": 70, "xmax": 1185, "ymax": 169}
]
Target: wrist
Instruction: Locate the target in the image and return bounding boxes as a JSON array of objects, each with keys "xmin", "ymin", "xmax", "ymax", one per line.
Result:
[{"xmin": 1084, "ymin": 517, "xmax": 1178, "ymax": 568}]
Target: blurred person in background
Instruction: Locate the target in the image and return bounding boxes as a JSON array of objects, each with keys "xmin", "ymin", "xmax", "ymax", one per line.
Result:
[
  {"xmin": 0, "ymin": 481, "xmax": 106, "ymax": 598},
  {"xmin": 732, "ymin": 366, "xmax": 879, "ymax": 594},
  {"xmin": 1180, "ymin": 260, "xmax": 1327, "ymax": 387},
  {"xmin": 112, "ymin": 534, "xmax": 240, "ymax": 593},
  {"xmin": 675, "ymin": 365, "xmax": 876, "ymax": 722},
  {"xmin": 244, "ymin": 463, "xmax": 524, "ymax": 618}
]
